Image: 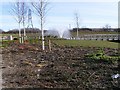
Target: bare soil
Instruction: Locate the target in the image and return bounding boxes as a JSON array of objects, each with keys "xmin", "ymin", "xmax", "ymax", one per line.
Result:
[{"xmin": 1, "ymin": 43, "xmax": 120, "ymax": 89}]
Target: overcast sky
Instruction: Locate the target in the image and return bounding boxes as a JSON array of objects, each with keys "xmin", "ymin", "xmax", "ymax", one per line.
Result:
[{"xmin": 0, "ymin": 0, "xmax": 119, "ymax": 31}]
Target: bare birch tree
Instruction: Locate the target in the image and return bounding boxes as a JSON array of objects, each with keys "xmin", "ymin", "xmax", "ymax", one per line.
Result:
[
  {"xmin": 21, "ymin": 1, "xmax": 28, "ymax": 38},
  {"xmin": 74, "ymin": 12, "xmax": 80, "ymax": 38},
  {"xmin": 11, "ymin": 1, "xmax": 22, "ymax": 43},
  {"xmin": 31, "ymin": 0, "xmax": 49, "ymax": 50}
]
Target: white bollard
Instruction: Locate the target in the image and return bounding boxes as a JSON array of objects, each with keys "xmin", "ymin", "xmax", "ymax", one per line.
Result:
[{"xmin": 10, "ymin": 35, "xmax": 13, "ymax": 40}]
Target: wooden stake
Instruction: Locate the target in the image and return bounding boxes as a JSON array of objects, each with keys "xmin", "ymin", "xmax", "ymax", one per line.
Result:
[{"xmin": 49, "ymin": 39, "xmax": 51, "ymax": 51}]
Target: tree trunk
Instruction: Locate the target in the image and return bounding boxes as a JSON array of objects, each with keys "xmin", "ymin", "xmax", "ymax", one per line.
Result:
[
  {"xmin": 18, "ymin": 23, "xmax": 21, "ymax": 43},
  {"xmin": 23, "ymin": 23, "xmax": 26, "ymax": 37},
  {"xmin": 41, "ymin": 18, "xmax": 45, "ymax": 50},
  {"xmin": 41, "ymin": 0, "xmax": 45, "ymax": 50}
]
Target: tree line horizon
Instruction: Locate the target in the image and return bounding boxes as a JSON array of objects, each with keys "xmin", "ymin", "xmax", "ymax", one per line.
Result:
[{"xmin": 1, "ymin": 27, "xmax": 119, "ymax": 34}]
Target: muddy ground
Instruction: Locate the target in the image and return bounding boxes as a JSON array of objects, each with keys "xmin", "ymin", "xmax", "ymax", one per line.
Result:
[{"xmin": 1, "ymin": 43, "xmax": 120, "ymax": 89}]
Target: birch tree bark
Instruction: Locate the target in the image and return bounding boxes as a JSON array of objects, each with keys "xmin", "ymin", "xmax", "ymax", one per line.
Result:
[{"xmin": 31, "ymin": 0, "xmax": 49, "ymax": 50}]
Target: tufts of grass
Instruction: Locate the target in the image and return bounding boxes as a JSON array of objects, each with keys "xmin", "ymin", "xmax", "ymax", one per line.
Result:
[
  {"xmin": 1, "ymin": 40, "xmax": 14, "ymax": 48},
  {"xmin": 85, "ymin": 49, "xmax": 120, "ymax": 64}
]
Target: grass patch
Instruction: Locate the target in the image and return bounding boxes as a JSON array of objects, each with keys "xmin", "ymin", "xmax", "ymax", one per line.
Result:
[
  {"xmin": 1, "ymin": 39, "xmax": 119, "ymax": 49},
  {"xmin": 1, "ymin": 33, "xmax": 19, "ymax": 37},
  {"xmin": 1, "ymin": 40, "xmax": 14, "ymax": 48},
  {"xmin": 52, "ymin": 40, "xmax": 119, "ymax": 49},
  {"xmin": 85, "ymin": 49, "xmax": 120, "ymax": 63}
]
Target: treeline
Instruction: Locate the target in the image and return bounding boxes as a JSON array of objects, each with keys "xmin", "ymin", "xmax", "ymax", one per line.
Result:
[
  {"xmin": 1, "ymin": 28, "xmax": 120, "ymax": 34},
  {"xmin": 0, "ymin": 29, "xmax": 4, "ymax": 33},
  {"xmin": 2, "ymin": 28, "xmax": 47, "ymax": 34},
  {"xmin": 70, "ymin": 28, "xmax": 119, "ymax": 32}
]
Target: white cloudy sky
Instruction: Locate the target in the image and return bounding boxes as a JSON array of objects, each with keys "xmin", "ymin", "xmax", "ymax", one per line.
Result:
[{"xmin": 0, "ymin": 0, "xmax": 119, "ymax": 31}]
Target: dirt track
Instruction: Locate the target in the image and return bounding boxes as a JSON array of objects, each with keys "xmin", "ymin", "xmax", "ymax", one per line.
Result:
[{"xmin": 1, "ymin": 44, "xmax": 120, "ymax": 89}]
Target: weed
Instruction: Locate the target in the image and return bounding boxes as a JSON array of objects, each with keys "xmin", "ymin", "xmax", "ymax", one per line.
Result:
[{"xmin": 85, "ymin": 49, "xmax": 119, "ymax": 64}]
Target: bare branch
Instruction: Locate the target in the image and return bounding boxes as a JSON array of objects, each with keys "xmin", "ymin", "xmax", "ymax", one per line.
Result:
[
  {"xmin": 31, "ymin": 0, "xmax": 50, "ymax": 50},
  {"xmin": 10, "ymin": 0, "xmax": 28, "ymax": 42},
  {"xmin": 11, "ymin": 2, "xmax": 22, "ymax": 23}
]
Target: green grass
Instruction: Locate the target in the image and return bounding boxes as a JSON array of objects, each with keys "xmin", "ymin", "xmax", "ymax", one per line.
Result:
[
  {"xmin": 0, "ymin": 37, "xmax": 119, "ymax": 49},
  {"xmin": 0, "ymin": 33, "xmax": 19, "ymax": 37},
  {"xmin": 1, "ymin": 33, "xmax": 41, "ymax": 37},
  {"xmin": 53, "ymin": 40, "xmax": 119, "ymax": 49},
  {"xmin": 1, "ymin": 40, "xmax": 14, "ymax": 48}
]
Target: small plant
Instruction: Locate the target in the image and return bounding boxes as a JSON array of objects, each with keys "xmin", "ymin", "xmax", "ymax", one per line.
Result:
[
  {"xmin": 2, "ymin": 40, "xmax": 14, "ymax": 47},
  {"xmin": 85, "ymin": 49, "xmax": 119, "ymax": 63}
]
